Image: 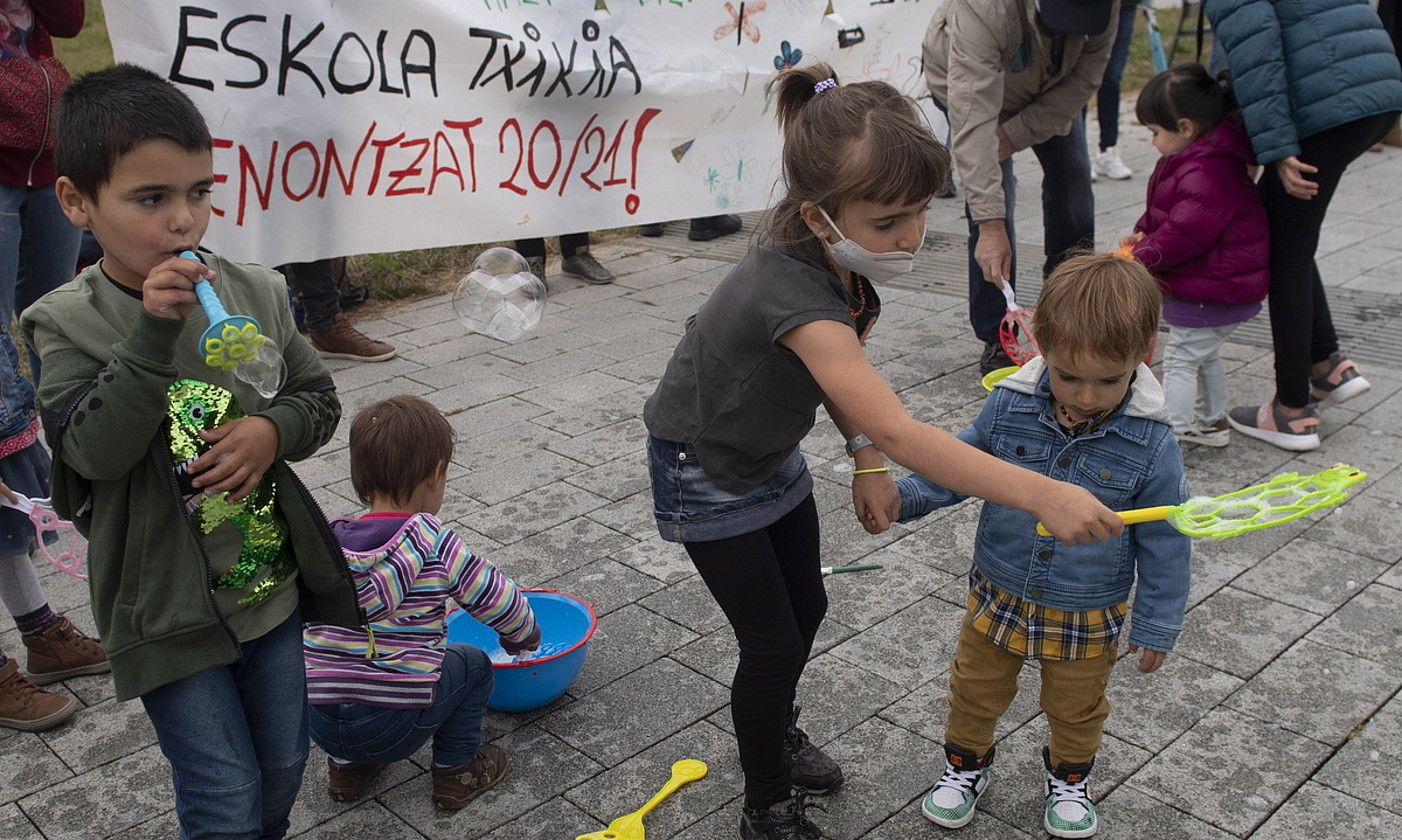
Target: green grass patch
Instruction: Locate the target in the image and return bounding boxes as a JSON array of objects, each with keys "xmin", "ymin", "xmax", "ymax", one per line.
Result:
[
  {"xmin": 51, "ymin": 0, "xmax": 113, "ymax": 78},
  {"xmin": 1121, "ymin": 8, "xmax": 1217, "ymax": 94}
]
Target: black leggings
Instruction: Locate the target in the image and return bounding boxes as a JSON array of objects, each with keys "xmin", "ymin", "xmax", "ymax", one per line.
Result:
[
  {"xmin": 1259, "ymin": 111, "xmax": 1399, "ymax": 408},
  {"xmin": 684, "ymin": 495, "xmax": 826, "ymax": 810}
]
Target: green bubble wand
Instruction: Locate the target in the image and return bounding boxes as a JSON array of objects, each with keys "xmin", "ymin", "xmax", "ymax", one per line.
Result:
[{"xmin": 1036, "ymin": 464, "xmax": 1367, "ymax": 539}]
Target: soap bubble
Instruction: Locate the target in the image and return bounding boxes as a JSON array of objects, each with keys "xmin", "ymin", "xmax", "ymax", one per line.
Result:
[
  {"xmin": 453, "ymin": 247, "xmax": 546, "ymax": 342},
  {"xmin": 234, "ymin": 339, "xmax": 287, "ymax": 399}
]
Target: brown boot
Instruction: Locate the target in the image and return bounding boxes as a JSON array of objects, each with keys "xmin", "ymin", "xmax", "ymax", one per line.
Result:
[
  {"xmin": 23, "ymin": 615, "xmax": 110, "ymax": 686},
  {"xmin": 431, "ymin": 743, "xmax": 509, "ymax": 810},
  {"xmin": 0, "ymin": 658, "xmax": 78, "ymax": 731},
  {"xmin": 326, "ymin": 757, "xmax": 388, "ymax": 802},
  {"xmin": 308, "ymin": 313, "xmax": 397, "ymax": 362}
]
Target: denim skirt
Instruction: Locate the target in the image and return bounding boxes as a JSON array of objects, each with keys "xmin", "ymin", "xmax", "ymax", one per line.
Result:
[{"xmin": 647, "ymin": 434, "xmax": 813, "ymax": 543}]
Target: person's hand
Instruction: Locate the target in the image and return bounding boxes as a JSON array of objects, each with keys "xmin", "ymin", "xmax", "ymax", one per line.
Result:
[
  {"xmin": 188, "ymin": 416, "xmax": 280, "ymax": 502},
  {"xmin": 501, "ymin": 634, "xmax": 539, "ymax": 659},
  {"xmin": 853, "ymin": 472, "xmax": 900, "ymax": 535},
  {"xmin": 1034, "ymin": 481, "xmax": 1124, "ymax": 545},
  {"xmin": 1119, "ymin": 232, "xmax": 1144, "ymax": 249},
  {"xmin": 1275, "ymin": 155, "xmax": 1319, "ymax": 200},
  {"xmin": 0, "ymin": 479, "xmax": 15, "ymax": 506},
  {"xmin": 143, "ymin": 254, "xmax": 215, "ymax": 321},
  {"xmin": 975, "ymin": 219, "xmax": 1012, "ymax": 288},
  {"xmin": 1127, "ymin": 643, "xmax": 1166, "ymax": 673},
  {"xmin": 995, "ymin": 125, "xmax": 1014, "ymax": 161}
]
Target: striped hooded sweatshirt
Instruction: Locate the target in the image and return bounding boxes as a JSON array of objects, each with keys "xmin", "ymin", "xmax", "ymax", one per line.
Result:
[{"xmin": 303, "ymin": 512, "xmax": 540, "ymax": 708}]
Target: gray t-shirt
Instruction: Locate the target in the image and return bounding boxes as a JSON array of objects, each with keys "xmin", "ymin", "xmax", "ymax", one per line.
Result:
[{"xmin": 644, "ymin": 238, "xmax": 877, "ymax": 494}]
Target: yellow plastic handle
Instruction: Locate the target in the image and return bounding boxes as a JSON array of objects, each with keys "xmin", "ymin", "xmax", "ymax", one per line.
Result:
[{"xmin": 1035, "ymin": 505, "xmax": 1175, "ymax": 537}]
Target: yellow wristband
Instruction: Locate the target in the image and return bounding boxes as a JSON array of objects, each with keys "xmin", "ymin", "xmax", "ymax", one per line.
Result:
[{"xmin": 851, "ymin": 467, "xmax": 890, "ymax": 476}]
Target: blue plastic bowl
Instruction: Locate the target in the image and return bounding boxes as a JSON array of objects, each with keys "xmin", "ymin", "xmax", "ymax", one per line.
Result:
[{"xmin": 445, "ymin": 589, "xmax": 596, "ymax": 713}]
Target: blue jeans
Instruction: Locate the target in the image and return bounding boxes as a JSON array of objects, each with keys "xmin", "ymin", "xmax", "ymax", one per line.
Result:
[
  {"xmin": 965, "ymin": 112, "xmax": 1095, "ymax": 343},
  {"xmin": 307, "ymin": 644, "xmax": 494, "ymax": 767},
  {"xmin": 141, "ymin": 610, "xmax": 307, "ymax": 840},
  {"xmin": 0, "ymin": 183, "xmax": 81, "ymax": 374},
  {"xmin": 1096, "ymin": 2, "xmax": 1140, "ymax": 151}
]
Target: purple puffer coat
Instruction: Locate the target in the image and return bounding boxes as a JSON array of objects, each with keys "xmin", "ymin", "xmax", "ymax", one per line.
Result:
[{"xmin": 1132, "ymin": 118, "xmax": 1269, "ymax": 306}]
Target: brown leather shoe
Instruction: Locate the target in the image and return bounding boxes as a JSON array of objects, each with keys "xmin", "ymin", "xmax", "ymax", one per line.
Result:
[
  {"xmin": 0, "ymin": 658, "xmax": 77, "ymax": 731},
  {"xmin": 431, "ymin": 743, "xmax": 509, "ymax": 810},
  {"xmin": 309, "ymin": 313, "xmax": 397, "ymax": 362},
  {"xmin": 23, "ymin": 616, "xmax": 110, "ymax": 686},
  {"xmin": 326, "ymin": 757, "xmax": 388, "ymax": 802}
]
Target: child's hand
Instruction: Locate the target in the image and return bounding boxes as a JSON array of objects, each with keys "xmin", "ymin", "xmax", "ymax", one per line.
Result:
[
  {"xmin": 853, "ymin": 473, "xmax": 900, "ymax": 534},
  {"xmin": 143, "ymin": 254, "xmax": 216, "ymax": 321},
  {"xmin": 1035, "ymin": 482, "xmax": 1124, "ymax": 545},
  {"xmin": 1127, "ymin": 643, "xmax": 1166, "ymax": 673},
  {"xmin": 1119, "ymin": 232, "xmax": 1144, "ymax": 249},
  {"xmin": 188, "ymin": 416, "xmax": 280, "ymax": 502},
  {"xmin": 0, "ymin": 479, "xmax": 15, "ymax": 506}
]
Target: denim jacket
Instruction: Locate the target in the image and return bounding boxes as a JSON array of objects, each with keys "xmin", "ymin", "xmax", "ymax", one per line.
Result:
[
  {"xmin": 897, "ymin": 358, "xmax": 1191, "ymax": 652},
  {"xmin": 0, "ymin": 326, "xmax": 36, "ymax": 441}
]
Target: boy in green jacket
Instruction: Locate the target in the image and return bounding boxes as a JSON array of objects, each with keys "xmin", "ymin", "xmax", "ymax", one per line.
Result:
[{"xmin": 21, "ymin": 64, "xmax": 361, "ymax": 839}]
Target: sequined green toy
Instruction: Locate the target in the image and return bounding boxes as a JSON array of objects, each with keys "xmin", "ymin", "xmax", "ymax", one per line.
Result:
[
  {"xmin": 168, "ymin": 379, "xmax": 294, "ymax": 606},
  {"xmin": 1036, "ymin": 464, "xmax": 1367, "ymax": 539}
]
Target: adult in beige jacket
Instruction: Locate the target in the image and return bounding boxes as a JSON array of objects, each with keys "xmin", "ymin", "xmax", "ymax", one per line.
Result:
[{"xmin": 924, "ymin": 0, "xmax": 1118, "ymax": 373}]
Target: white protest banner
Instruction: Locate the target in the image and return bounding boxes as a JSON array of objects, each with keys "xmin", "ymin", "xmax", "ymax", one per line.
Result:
[{"xmin": 101, "ymin": 0, "xmax": 939, "ymax": 265}]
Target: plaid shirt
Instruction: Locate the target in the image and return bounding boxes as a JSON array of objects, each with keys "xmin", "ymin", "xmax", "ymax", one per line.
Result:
[{"xmin": 966, "ymin": 568, "xmax": 1126, "ymax": 660}]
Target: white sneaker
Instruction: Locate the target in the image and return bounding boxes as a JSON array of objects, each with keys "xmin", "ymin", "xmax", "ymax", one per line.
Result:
[
  {"xmin": 921, "ymin": 744, "xmax": 993, "ymax": 828},
  {"xmin": 1093, "ymin": 147, "xmax": 1132, "ymax": 180}
]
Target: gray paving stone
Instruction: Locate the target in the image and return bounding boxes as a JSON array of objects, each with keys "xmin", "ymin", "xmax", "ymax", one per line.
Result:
[
  {"xmin": 879, "ymin": 663, "xmax": 1043, "ymax": 748},
  {"xmin": 454, "ymin": 447, "xmax": 586, "ymax": 506},
  {"xmin": 1129, "ymin": 708, "xmax": 1330, "ymax": 837},
  {"xmin": 564, "ymin": 456, "xmax": 652, "ymax": 502},
  {"xmin": 667, "ymin": 798, "xmax": 743, "ymax": 840},
  {"xmin": 1091, "ymin": 785, "xmax": 1236, "ymax": 840},
  {"xmin": 18, "ymin": 743, "xmax": 171, "ymax": 839},
  {"xmin": 1252, "ymin": 781, "xmax": 1402, "ymax": 839},
  {"xmin": 611, "ymin": 535, "xmax": 695, "ymax": 584},
  {"xmin": 529, "ymin": 380, "xmax": 655, "ymax": 437},
  {"xmin": 1379, "ymin": 562, "xmax": 1402, "ymax": 591},
  {"xmin": 519, "ymin": 370, "xmax": 637, "ymax": 410},
  {"xmin": 475, "ymin": 796, "xmax": 601, "ymax": 840},
  {"xmin": 0, "ymin": 802, "xmax": 41, "ymax": 839},
  {"xmin": 485, "ymin": 516, "xmax": 638, "ymax": 587},
  {"xmin": 546, "ymin": 417, "xmax": 649, "ymax": 468},
  {"xmin": 586, "ymin": 493, "xmax": 661, "ymax": 542},
  {"xmin": 569, "ymin": 605, "xmax": 698, "ymax": 696},
  {"xmin": 790, "ymin": 653, "xmax": 907, "ymax": 746},
  {"xmin": 637, "ymin": 576, "xmax": 724, "ymax": 635},
  {"xmin": 39, "ymin": 697, "xmax": 157, "ymax": 774},
  {"xmin": 540, "ymin": 658, "xmax": 728, "ymax": 768},
  {"xmin": 1174, "ymin": 587, "xmax": 1320, "ymax": 679},
  {"xmin": 863, "ymin": 805, "xmax": 1035, "ymax": 839},
  {"xmin": 565, "ymin": 721, "xmax": 742, "ymax": 839},
  {"xmin": 823, "ymin": 547, "xmax": 956, "ymax": 631},
  {"xmin": 1223, "ymin": 638, "xmax": 1401, "ymax": 747},
  {"xmin": 107, "ymin": 811, "xmax": 180, "ymax": 839},
  {"xmin": 288, "ymin": 746, "xmax": 425, "ymax": 836},
  {"xmin": 470, "ymin": 481, "xmax": 611, "ymax": 545},
  {"xmin": 1314, "ymin": 695, "xmax": 1402, "ymax": 816},
  {"xmin": 1103, "ymin": 654, "xmax": 1243, "ymax": 753},
  {"xmin": 380, "ymin": 725, "xmax": 602, "ymax": 840},
  {"xmin": 830, "ymin": 597, "xmax": 968, "ymax": 689},
  {"xmin": 291, "ymin": 801, "xmax": 425, "ymax": 839},
  {"xmin": 807, "ymin": 717, "xmax": 945, "ymax": 839},
  {"xmin": 976, "ymin": 716, "xmax": 1151, "ymax": 834},
  {"xmin": 1309, "ymin": 583, "xmax": 1402, "ymax": 666},
  {"xmin": 542, "ymin": 558, "xmax": 665, "ymax": 617},
  {"xmin": 1232, "ymin": 537, "xmax": 1388, "ymax": 615},
  {"xmin": 679, "ymin": 619, "xmax": 856, "ymax": 695},
  {"xmin": 1303, "ymin": 491, "xmax": 1402, "ymax": 564},
  {"xmin": 0, "ymin": 732, "xmax": 70, "ymax": 804},
  {"xmin": 887, "ymin": 503, "xmax": 980, "ymax": 576}
]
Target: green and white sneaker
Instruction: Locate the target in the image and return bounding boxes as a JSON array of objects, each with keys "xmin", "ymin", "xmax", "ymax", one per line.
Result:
[
  {"xmin": 1043, "ymin": 747, "xmax": 1097, "ymax": 838},
  {"xmin": 921, "ymin": 743, "xmax": 994, "ymax": 829}
]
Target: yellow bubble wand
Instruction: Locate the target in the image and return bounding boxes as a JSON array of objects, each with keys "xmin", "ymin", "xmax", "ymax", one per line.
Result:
[{"xmin": 1036, "ymin": 464, "xmax": 1367, "ymax": 539}]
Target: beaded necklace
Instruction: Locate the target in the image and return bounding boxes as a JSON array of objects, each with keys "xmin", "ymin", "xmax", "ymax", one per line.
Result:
[
  {"xmin": 819, "ymin": 241, "xmax": 867, "ymax": 319},
  {"xmin": 1054, "ymin": 401, "xmax": 1112, "ymax": 437}
]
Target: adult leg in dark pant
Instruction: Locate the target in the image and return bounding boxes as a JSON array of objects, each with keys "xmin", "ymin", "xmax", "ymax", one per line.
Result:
[
  {"xmin": 1258, "ymin": 112, "xmax": 1397, "ymax": 409},
  {"xmin": 1034, "ymin": 112, "xmax": 1096, "ymax": 279},
  {"xmin": 282, "ymin": 260, "xmax": 396, "ymax": 362},
  {"xmin": 685, "ymin": 495, "xmax": 827, "ymax": 810}
]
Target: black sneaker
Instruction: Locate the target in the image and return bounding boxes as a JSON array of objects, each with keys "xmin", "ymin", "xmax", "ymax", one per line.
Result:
[
  {"xmin": 560, "ymin": 250, "xmax": 614, "ymax": 285},
  {"xmin": 979, "ymin": 341, "xmax": 1014, "ymax": 375},
  {"xmin": 524, "ymin": 255, "xmax": 546, "ymax": 284},
  {"xmin": 638, "ymin": 222, "xmax": 666, "ymax": 237},
  {"xmin": 740, "ymin": 793, "xmax": 822, "ymax": 840},
  {"xmin": 785, "ymin": 706, "xmax": 843, "ymax": 794},
  {"xmin": 688, "ymin": 214, "xmax": 743, "ymax": 241}
]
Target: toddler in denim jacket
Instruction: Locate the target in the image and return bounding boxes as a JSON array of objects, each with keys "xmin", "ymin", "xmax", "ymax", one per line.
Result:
[{"xmin": 896, "ymin": 254, "xmax": 1190, "ymax": 839}]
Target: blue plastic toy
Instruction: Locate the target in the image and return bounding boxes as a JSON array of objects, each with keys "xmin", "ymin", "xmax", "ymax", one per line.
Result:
[
  {"xmin": 446, "ymin": 589, "xmax": 597, "ymax": 712},
  {"xmin": 179, "ymin": 250, "xmax": 267, "ymax": 372}
]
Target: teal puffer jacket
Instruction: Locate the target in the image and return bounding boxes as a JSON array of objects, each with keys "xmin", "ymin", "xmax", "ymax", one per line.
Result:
[{"xmin": 1205, "ymin": 0, "xmax": 1402, "ymax": 164}]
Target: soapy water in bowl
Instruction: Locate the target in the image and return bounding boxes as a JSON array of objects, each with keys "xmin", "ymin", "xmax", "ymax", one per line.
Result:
[{"xmin": 487, "ymin": 639, "xmax": 573, "ymax": 665}]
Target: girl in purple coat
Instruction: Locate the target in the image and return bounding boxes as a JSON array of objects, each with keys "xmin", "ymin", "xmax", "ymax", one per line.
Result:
[{"xmin": 1127, "ymin": 65, "xmax": 1269, "ymax": 447}]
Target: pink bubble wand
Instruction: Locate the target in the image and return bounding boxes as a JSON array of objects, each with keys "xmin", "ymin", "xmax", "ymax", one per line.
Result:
[{"xmin": 3, "ymin": 493, "xmax": 87, "ymax": 579}]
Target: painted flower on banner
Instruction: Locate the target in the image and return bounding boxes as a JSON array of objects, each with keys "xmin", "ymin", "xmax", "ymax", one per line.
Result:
[{"xmin": 773, "ymin": 40, "xmax": 803, "ymax": 71}]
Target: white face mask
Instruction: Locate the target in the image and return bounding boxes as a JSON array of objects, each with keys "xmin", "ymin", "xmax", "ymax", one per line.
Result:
[{"xmin": 818, "ymin": 207, "xmax": 923, "ymax": 284}]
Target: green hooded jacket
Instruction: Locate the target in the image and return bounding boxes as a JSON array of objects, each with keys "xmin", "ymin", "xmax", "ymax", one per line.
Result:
[{"xmin": 22, "ymin": 251, "xmax": 362, "ymax": 701}]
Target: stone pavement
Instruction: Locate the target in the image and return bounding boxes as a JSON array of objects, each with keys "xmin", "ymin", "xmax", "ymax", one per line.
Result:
[{"xmin": 6, "ymin": 118, "xmax": 1402, "ymax": 840}]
